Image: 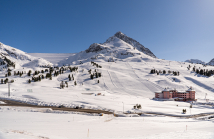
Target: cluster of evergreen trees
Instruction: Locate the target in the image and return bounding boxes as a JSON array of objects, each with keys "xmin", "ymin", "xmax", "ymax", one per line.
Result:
[
  {"xmin": 68, "ymin": 66, "xmax": 78, "ymax": 72},
  {"xmin": 150, "ymin": 69, "xmax": 179, "ymax": 76},
  {"xmin": 91, "ymin": 61, "xmax": 102, "ymax": 68},
  {"xmin": 60, "ymin": 81, "xmax": 69, "ymax": 89},
  {"xmin": 133, "ymin": 104, "xmax": 142, "ymax": 109},
  {"xmin": 1, "ymin": 78, "xmax": 8, "ymax": 84},
  {"xmin": 14, "ymin": 71, "xmax": 24, "ymax": 76},
  {"xmin": 6, "ymin": 69, "xmax": 24, "ymax": 77},
  {"xmin": 4, "ymin": 57, "xmax": 15, "ymax": 68},
  {"xmin": 27, "ymin": 66, "xmax": 79, "ymax": 84},
  {"xmin": 1, "ymin": 78, "xmax": 14, "ymax": 84},
  {"xmin": 90, "ymin": 69, "xmax": 102, "ymax": 80},
  {"xmin": 0, "ymin": 61, "xmax": 6, "ymax": 65},
  {"xmin": 193, "ymin": 66, "xmax": 214, "ymax": 77},
  {"xmin": 68, "ymin": 74, "xmax": 74, "ymax": 81}
]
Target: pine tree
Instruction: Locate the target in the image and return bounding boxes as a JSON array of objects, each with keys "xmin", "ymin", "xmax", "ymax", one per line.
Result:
[
  {"xmin": 74, "ymin": 81, "xmax": 77, "ymax": 86},
  {"xmin": 196, "ymin": 69, "xmax": 199, "ymax": 74},
  {"xmin": 28, "ymin": 79, "xmax": 31, "ymax": 83},
  {"xmin": 200, "ymin": 69, "xmax": 204, "ymax": 75},
  {"xmin": 90, "ymin": 74, "xmax": 94, "ymax": 79},
  {"xmin": 65, "ymin": 81, "xmax": 68, "ymax": 87},
  {"xmin": 98, "ymin": 80, "xmax": 99, "ymax": 83},
  {"xmin": 4, "ymin": 79, "xmax": 8, "ymax": 84},
  {"xmin": 28, "ymin": 70, "xmax": 32, "ymax": 76},
  {"xmin": 8, "ymin": 71, "xmax": 11, "ymax": 76}
]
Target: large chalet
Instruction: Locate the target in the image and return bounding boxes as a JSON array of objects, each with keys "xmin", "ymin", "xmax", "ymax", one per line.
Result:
[{"xmin": 155, "ymin": 87, "xmax": 195, "ymax": 101}]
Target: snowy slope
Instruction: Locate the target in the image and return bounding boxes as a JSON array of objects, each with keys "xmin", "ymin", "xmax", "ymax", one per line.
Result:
[
  {"xmin": 185, "ymin": 59, "xmax": 206, "ymax": 65},
  {"xmin": 0, "ymin": 42, "xmax": 52, "ymax": 69},
  {"xmin": 28, "ymin": 53, "xmax": 75, "ymax": 65}
]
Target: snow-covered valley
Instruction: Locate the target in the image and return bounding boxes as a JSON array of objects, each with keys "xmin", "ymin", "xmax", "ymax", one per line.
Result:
[{"xmin": 1, "ymin": 32, "xmax": 214, "ymax": 138}]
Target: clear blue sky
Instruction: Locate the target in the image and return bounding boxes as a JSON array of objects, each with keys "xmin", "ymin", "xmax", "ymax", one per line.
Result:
[{"xmin": 0, "ymin": 0, "xmax": 214, "ymax": 62}]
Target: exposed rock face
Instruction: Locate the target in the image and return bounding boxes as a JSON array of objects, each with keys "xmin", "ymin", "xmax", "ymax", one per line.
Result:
[
  {"xmin": 207, "ymin": 58, "xmax": 214, "ymax": 65},
  {"xmin": 114, "ymin": 31, "xmax": 156, "ymax": 58},
  {"xmin": 85, "ymin": 43, "xmax": 108, "ymax": 53}
]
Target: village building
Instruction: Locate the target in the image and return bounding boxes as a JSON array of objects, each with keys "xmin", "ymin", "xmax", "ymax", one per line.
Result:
[{"xmin": 155, "ymin": 87, "xmax": 195, "ymax": 101}]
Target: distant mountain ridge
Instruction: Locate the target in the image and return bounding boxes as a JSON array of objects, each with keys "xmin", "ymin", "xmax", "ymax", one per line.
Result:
[
  {"xmin": 185, "ymin": 59, "xmax": 214, "ymax": 66},
  {"xmin": 0, "ymin": 42, "xmax": 52, "ymax": 69},
  {"xmin": 207, "ymin": 58, "xmax": 214, "ymax": 66},
  {"xmin": 28, "ymin": 53, "xmax": 75, "ymax": 65},
  {"xmin": 185, "ymin": 59, "xmax": 206, "ymax": 64}
]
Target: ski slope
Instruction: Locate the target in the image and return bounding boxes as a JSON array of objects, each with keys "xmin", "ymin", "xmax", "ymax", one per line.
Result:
[{"xmin": 1, "ymin": 59, "xmax": 214, "ymax": 115}]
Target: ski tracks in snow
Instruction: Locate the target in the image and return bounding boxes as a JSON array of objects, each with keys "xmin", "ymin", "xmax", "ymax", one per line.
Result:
[{"xmin": 125, "ymin": 62, "xmax": 163, "ymax": 92}]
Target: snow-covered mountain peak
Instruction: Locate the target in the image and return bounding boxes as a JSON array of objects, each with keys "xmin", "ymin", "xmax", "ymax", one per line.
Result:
[
  {"xmin": 104, "ymin": 31, "xmax": 156, "ymax": 58},
  {"xmin": 58, "ymin": 32, "xmax": 158, "ymax": 66},
  {"xmin": 114, "ymin": 31, "xmax": 124, "ymax": 36}
]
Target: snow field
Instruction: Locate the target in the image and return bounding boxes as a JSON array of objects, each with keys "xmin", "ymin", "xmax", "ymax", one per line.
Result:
[{"xmin": 0, "ymin": 106, "xmax": 214, "ymax": 139}]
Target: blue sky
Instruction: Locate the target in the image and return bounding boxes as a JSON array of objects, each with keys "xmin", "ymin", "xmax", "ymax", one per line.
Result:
[{"xmin": 0, "ymin": 0, "xmax": 214, "ymax": 62}]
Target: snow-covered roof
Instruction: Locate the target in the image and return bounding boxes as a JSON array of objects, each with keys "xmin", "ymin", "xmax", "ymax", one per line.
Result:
[
  {"xmin": 162, "ymin": 88, "xmax": 170, "ymax": 92},
  {"xmin": 186, "ymin": 88, "xmax": 195, "ymax": 91}
]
